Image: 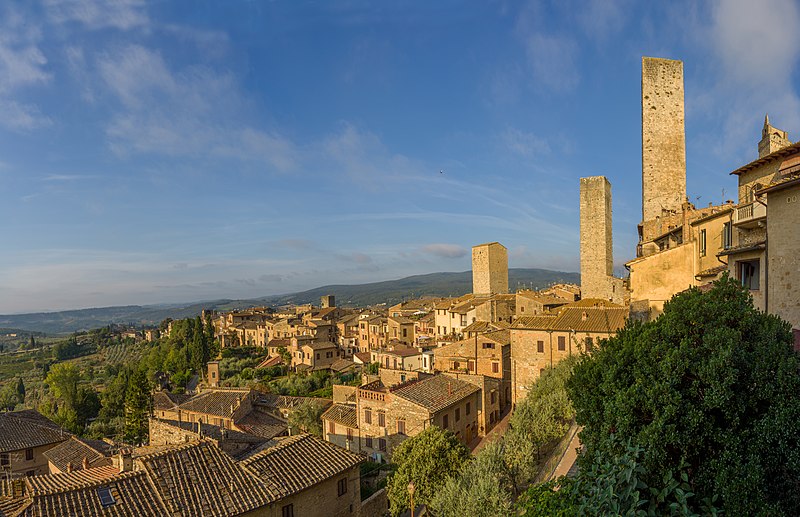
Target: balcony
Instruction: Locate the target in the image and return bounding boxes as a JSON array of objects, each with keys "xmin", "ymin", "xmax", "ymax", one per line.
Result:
[{"xmin": 732, "ymin": 202, "xmax": 766, "ymax": 229}]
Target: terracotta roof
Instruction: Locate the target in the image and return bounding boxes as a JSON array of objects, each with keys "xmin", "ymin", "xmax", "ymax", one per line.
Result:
[
  {"xmin": 242, "ymin": 434, "xmax": 363, "ymax": 499},
  {"xmin": 177, "ymin": 389, "xmax": 251, "ymax": 418},
  {"xmin": 548, "ymin": 307, "xmax": 627, "ymax": 333},
  {"xmin": 353, "ymin": 352, "xmax": 372, "ymax": 364},
  {"xmin": 152, "ymin": 391, "xmax": 191, "ymax": 411},
  {"xmin": 42, "ymin": 437, "xmax": 113, "ymax": 473},
  {"xmin": 382, "ymin": 347, "xmax": 421, "ymax": 358},
  {"xmin": 330, "ymin": 358, "xmax": 356, "ymax": 372},
  {"xmin": 3, "ymin": 468, "xmax": 168, "ymax": 517},
  {"xmin": 266, "ymin": 338, "xmax": 290, "ymax": 347},
  {"xmin": 0, "ymin": 411, "xmax": 70, "ymax": 453},
  {"xmin": 388, "ymin": 316, "xmax": 414, "ymax": 324},
  {"xmin": 461, "ymin": 321, "xmax": 498, "ymax": 334},
  {"xmin": 234, "ymin": 411, "xmax": 287, "ymax": 440},
  {"xmin": 321, "ymin": 404, "xmax": 358, "ymax": 429},
  {"xmin": 512, "ymin": 315, "xmax": 557, "ymax": 329},
  {"xmin": 516, "ymin": 292, "xmax": 568, "ymax": 306},
  {"xmin": 255, "ymin": 355, "xmax": 284, "ymax": 369},
  {"xmin": 482, "ymin": 329, "xmax": 510, "ymax": 344},
  {"xmin": 138, "ymin": 440, "xmax": 276, "ymax": 516},
  {"xmin": 257, "ymin": 394, "xmax": 331, "ymax": 411},
  {"xmin": 392, "ymin": 375, "xmax": 480, "ymax": 413},
  {"xmin": 756, "ymin": 172, "xmax": 800, "ymax": 194},
  {"xmin": 729, "ymin": 140, "xmax": 800, "ymax": 175},
  {"xmin": 697, "ymin": 265, "xmax": 728, "ymax": 278},
  {"xmin": 717, "ymin": 241, "xmax": 766, "ymax": 256},
  {"xmin": 153, "ymin": 418, "xmax": 270, "ymax": 444}
]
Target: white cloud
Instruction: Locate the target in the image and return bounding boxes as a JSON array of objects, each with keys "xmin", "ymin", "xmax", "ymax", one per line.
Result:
[
  {"xmin": 502, "ymin": 127, "xmax": 550, "ymax": 157},
  {"xmin": 524, "ymin": 33, "xmax": 580, "ymax": 92},
  {"xmin": 44, "ymin": 0, "xmax": 149, "ymax": 31},
  {"xmin": 421, "ymin": 243, "xmax": 468, "ymax": 259},
  {"xmin": 97, "ymin": 45, "xmax": 297, "ymax": 171}
]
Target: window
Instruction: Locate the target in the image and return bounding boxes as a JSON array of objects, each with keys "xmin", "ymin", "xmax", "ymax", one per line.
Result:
[
  {"xmin": 443, "ymin": 414, "xmax": 449, "ymax": 429},
  {"xmin": 738, "ymin": 259, "xmax": 760, "ymax": 290},
  {"xmin": 492, "ymin": 362, "xmax": 499, "ymax": 374},
  {"xmin": 378, "ymin": 438, "xmax": 386, "ymax": 452},
  {"xmin": 453, "ymin": 361, "xmax": 460, "ymax": 370},
  {"xmin": 520, "ymin": 306, "xmax": 525, "ymax": 312},
  {"xmin": 467, "ymin": 360, "xmax": 475, "ymax": 372},
  {"xmin": 491, "ymin": 391, "xmax": 496, "ymax": 404},
  {"xmin": 397, "ymin": 419, "xmax": 406, "ymax": 435},
  {"xmin": 402, "ymin": 328, "xmax": 407, "ymax": 338},
  {"xmin": 97, "ymin": 487, "xmax": 116, "ymax": 508},
  {"xmin": 25, "ymin": 448, "xmax": 33, "ymax": 461},
  {"xmin": 365, "ymin": 436, "xmax": 373, "ymax": 448},
  {"xmin": 329, "ymin": 421, "xmax": 335, "ymax": 434},
  {"xmin": 466, "ymin": 402, "xmax": 471, "ymax": 415},
  {"xmin": 722, "ymin": 222, "xmax": 733, "ymax": 250},
  {"xmin": 378, "ymin": 411, "xmax": 386, "ymax": 428},
  {"xmin": 282, "ymin": 504, "xmax": 294, "ymax": 517},
  {"xmin": 537, "ymin": 340, "xmax": 544, "ymax": 353},
  {"xmin": 364, "ymin": 408, "xmax": 372, "ymax": 424},
  {"xmin": 699, "ymin": 229, "xmax": 707, "ymax": 257},
  {"xmin": 482, "ymin": 342, "xmax": 495, "ymax": 349},
  {"xmin": 558, "ymin": 336, "xmax": 566, "ymax": 351},
  {"xmin": 316, "ymin": 353, "xmax": 320, "ymax": 360},
  {"xmin": 455, "ymin": 408, "xmax": 461, "ymax": 422},
  {"xmin": 347, "ymin": 428, "xmax": 353, "ymax": 441},
  {"xmin": 1, "ymin": 453, "xmax": 8, "ymax": 466},
  {"xmin": 338, "ymin": 477, "xmax": 348, "ymax": 496}
]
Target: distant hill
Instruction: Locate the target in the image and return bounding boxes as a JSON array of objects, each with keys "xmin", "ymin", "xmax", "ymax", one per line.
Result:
[{"xmin": 0, "ymin": 268, "xmax": 579, "ymax": 334}]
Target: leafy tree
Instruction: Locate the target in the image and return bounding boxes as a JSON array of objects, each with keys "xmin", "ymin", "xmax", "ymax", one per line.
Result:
[
  {"xmin": 287, "ymin": 400, "xmax": 327, "ymax": 436},
  {"xmin": 386, "ymin": 426, "xmax": 469, "ymax": 516},
  {"xmin": 0, "ymin": 382, "xmax": 18, "ymax": 411},
  {"xmin": 124, "ymin": 369, "xmax": 151, "ymax": 444},
  {"xmin": 431, "ymin": 440, "xmax": 514, "ymax": 517},
  {"xmin": 568, "ymin": 274, "xmax": 800, "ymax": 515}
]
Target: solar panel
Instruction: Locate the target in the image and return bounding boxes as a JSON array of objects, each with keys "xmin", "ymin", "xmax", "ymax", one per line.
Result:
[{"xmin": 97, "ymin": 487, "xmax": 116, "ymax": 508}]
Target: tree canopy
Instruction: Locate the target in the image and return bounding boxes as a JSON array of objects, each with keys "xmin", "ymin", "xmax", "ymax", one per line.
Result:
[{"xmin": 567, "ymin": 274, "xmax": 800, "ymax": 515}]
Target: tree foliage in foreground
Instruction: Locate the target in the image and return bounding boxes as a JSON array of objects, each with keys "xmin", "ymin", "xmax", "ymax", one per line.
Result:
[
  {"xmin": 287, "ymin": 399, "xmax": 327, "ymax": 437},
  {"xmin": 386, "ymin": 426, "xmax": 469, "ymax": 516},
  {"xmin": 567, "ymin": 274, "xmax": 800, "ymax": 516}
]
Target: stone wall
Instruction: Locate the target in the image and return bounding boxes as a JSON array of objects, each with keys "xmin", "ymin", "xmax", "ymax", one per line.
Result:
[
  {"xmin": 628, "ymin": 243, "xmax": 695, "ymax": 318},
  {"xmin": 360, "ymin": 488, "xmax": 389, "ymax": 517},
  {"xmin": 641, "ymin": 57, "xmax": 686, "ymax": 237},
  {"xmin": 767, "ymin": 183, "xmax": 800, "ymax": 329},
  {"xmin": 472, "ymin": 243, "xmax": 508, "ymax": 295}
]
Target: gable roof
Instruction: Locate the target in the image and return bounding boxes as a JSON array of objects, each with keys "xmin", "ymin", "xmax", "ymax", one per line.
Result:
[
  {"xmin": 137, "ymin": 440, "xmax": 276, "ymax": 516},
  {"xmin": 392, "ymin": 375, "xmax": 480, "ymax": 413},
  {"xmin": 42, "ymin": 437, "xmax": 113, "ymax": 473},
  {"xmin": 321, "ymin": 404, "xmax": 358, "ymax": 429},
  {"xmin": 0, "ymin": 410, "xmax": 70, "ymax": 453},
  {"xmin": 152, "ymin": 391, "xmax": 192, "ymax": 411},
  {"xmin": 241, "ymin": 434, "xmax": 362, "ymax": 499},
  {"xmin": 177, "ymin": 389, "xmax": 251, "ymax": 418}
]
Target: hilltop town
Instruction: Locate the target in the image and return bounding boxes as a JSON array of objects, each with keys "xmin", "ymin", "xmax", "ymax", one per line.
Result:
[{"xmin": 1, "ymin": 55, "xmax": 799, "ymax": 517}]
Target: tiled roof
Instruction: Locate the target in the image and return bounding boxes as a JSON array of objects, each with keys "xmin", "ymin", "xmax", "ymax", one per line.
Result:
[
  {"xmin": 5, "ymin": 468, "xmax": 169, "ymax": 517},
  {"xmin": 42, "ymin": 437, "xmax": 112, "ymax": 473},
  {"xmin": 321, "ymin": 404, "xmax": 358, "ymax": 429},
  {"xmin": 482, "ymin": 329, "xmax": 510, "ymax": 344},
  {"xmin": 152, "ymin": 391, "xmax": 191, "ymax": 411},
  {"xmin": 303, "ymin": 341, "xmax": 337, "ymax": 350},
  {"xmin": 353, "ymin": 352, "xmax": 372, "ymax": 364},
  {"xmin": 330, "ymin": 358, "xmax": 356, "ymax": 372},
  {"xmin": 697, "ymin": 265, "xmax": 728, "ymax": 278},
  {"xmin": 512, "ymin": 315, "xmax": 557, "ymax": 329},
  {"xmin": 177, "ymin": 389, "xmax": 251, "ymax": 418},
  {"xmin": 392, "ymin": 375, "xmax": 480, "ymax": 413},
  {"xmin": 388, "ymin": 316, "xmax": 414, "ymax": 324},
  {"xmin": 729, "ymin": 139, "xmax": 800, "ymax": 175},
  {"xmin": 242, "ymin": 434, "xmax": 362, "ymax": 499},
  {"xmin": 516, "ymin": 291, "xmax": 570, "ymax": 306},
  {"xmin": 382, "ymin": 347, "xmax": 421, "ymax": 358},
  {"xmin": 461, "ymin": 320, "xmax": 505, "ymax": 334},
  {"xmin": 138, "ymin": 440, "xmax": 276, "ymax": 516},
  {"xmin": 234, "ymin": 410, "xmax": 287, "ymax": 440},
  {"xmin": 255, "ymin": 355, "xmax": 284, "ymax": 369},
  {"xmin": 548, "ymin": 307, "xmax": 628, "ymax": 333},
  {"xmin": 257, "ymin": 394, "xmax": 331, "ymax": 411},
  {"xmin": 154, "ymin": 418, "xmax": 269, "ymax": 444},
  {"xmin": 0, "ymin": 411, "xmax": 70, "ymax": 453}
]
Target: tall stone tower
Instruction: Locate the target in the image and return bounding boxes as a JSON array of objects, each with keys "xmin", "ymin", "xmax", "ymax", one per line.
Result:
[
  {"xmin": 472, "ymin": 242, "xmax": 508, "ymax": 295},
  {"xmin": 320, "ymin": 294, "xmax": 335, "ymax": 308},
  {"xmin": 207, "ymin": 361, "xmax": 220, "ymax": 388},
  {"xmin": 580, "ymin": 176, "xmax": 613, "ymax": 296},
  {"xmin": 758, "ymin": 114, "xmax": 791, "ymax": 158},
  {"xmin": 641, "ymin": 57, "xmax": 686, "ymax": 232}
]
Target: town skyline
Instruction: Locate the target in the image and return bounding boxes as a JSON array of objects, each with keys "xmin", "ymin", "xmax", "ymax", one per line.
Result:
[{"xmin": 3, "ymin": 0, "xmax": 800, "ymax": 313}]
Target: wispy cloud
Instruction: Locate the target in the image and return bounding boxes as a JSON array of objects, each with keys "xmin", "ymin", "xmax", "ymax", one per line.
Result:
[
  {"xmin": 43, "ymin": 0, "xmax": 149, "ymax": 31},
  {"xmin": 421, "ymin": 243, "xmax": 468, "ymax": 259},
  {"xmin": 524, "ymin": 33, "xmax": 580, "ymax": 92},
  {"xmin": 501, "ymin": 127, "xmax": 550, "ymax": 157}
]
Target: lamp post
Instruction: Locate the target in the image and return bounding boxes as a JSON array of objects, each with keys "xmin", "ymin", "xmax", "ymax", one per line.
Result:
[{"xmin": 408, "ymin": 481, "xmax": 415, "ymax": 517}]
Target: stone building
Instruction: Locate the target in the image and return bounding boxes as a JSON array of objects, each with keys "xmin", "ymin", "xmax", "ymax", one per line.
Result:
[
  {"xmin": 510, "ymin": 300, "xmax": 627, "ymax": 404},
  {"xmin": 43, "ymin": 437, "xmax": 112, "ymax": 475},
  {"xmin": 472, "ymin": 242, "xmax": 508, "ymax": 295},
  {"xmin": 515, "ymin": 291, "xmax": 569, "ymax": 317},
  {"xmin": 579, "ymin": 176, "xmax": 625, "ymax": 304},
  {"xmin": 434, "ymin": 294, "xmax": 515, "ymax": 339},
  {"xmin": 0, "ymin": 410, "xmax": 70, "ymax": 479}
]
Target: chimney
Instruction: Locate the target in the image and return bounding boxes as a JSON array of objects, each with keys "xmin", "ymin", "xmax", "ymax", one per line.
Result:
[
  {"xmin": 448, "ymin": 381, "xmax": 452, "ymax": 396},
  {"xmin": 581, "ymin": 311, "xmax": 588, "ymax": 322},
  {"xmin": 66, "ymin": 462, "xmax": 73, "ymax": 473},
  {"xmin": 82, "ymin": 457, "xmax": 90, "ymax": 470},
  {"xmin": 118, "ymin": 450, "xmax": 133, "ymax": 473}
]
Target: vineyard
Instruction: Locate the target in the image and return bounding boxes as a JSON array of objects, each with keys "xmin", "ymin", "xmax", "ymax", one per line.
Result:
[{"xmin": 104, "ymin": 342, "xmax": 146, "ymax": 365}]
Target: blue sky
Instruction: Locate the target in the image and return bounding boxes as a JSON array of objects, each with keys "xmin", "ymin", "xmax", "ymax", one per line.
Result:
[{"xmin": 1, "ymin": 0, "xmax": 799, "ymax": 313}]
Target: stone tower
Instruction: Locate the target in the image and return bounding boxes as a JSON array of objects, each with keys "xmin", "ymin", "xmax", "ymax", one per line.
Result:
[
  {"xmin": 641, "ymin": 57, "xmax": 686, "ymax": 233},
  {"xmin": 758, "ymin": 114, "xmax": 791, "ymax": 158},
  {"xmin": 207, "ymin": 361, "xmax": 220, "ymax": 388},
  {"xmin": 320, "ymin": 294, "xmax": 335, "ymax": 308},
  {"xmin": 472, "ymin": 242, "xmax": 508, "ymax": 295},
  {"xmin": 580, "ymin": 176, "xmax": 613, "ymax": 296}
]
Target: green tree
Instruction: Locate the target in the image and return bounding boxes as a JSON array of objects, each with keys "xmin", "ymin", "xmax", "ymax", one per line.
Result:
[
  {"xmin": 15, "ymin": 377, "xmax": 25, "ymax": 406},
  {"xmin": 431, "ymin": 440, "xmax": 515, "ymax": 517},
  {"xmin": 386, "ymin": 426, "xmax": 469, "ymax": 516},
  {"xmin": 568, "ymin": 274, "xmax": 800, "ymax": 515},
  {"xmin": 287, "ymin": 400, "xmax": 327, "ymax": 436},
  {"xmin": 29, "ymin": 334, "xmax": 36, "ymax": 349},
  {"xmin": 124, "ymin": 369, "xmax": 151, "ymax": 444},
  {"xmin": 0, "ymin": 382, "xmax": 18, "ymax": 411}
]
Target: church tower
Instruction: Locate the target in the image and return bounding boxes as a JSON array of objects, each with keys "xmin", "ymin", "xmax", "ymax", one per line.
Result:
[{"xmin": 758, "ymin": 114, "xmax": 791, "ymax": 158}]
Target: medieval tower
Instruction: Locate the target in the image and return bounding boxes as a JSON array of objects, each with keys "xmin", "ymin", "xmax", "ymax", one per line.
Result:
[
  {"xmin": 472, "ymin": 242, "xmax": 508, "ymax": 295},
  {"xmin": 758, "ymin": 114, "xmax": 791, "ymax": 158},
  {"xmin": 641, "ymin": 57, "xmax": 686, "ymax": 241},
  {"xmin": 580, "ymin": 176, "xmax": 624, "ymax": 304}
]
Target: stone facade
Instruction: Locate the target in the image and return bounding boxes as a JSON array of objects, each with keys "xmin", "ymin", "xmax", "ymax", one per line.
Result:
[
  {"xmin": 579, "ymin": 176, "xmax": 624, "ymax": 304},
  {"xmin": 759, "ymin": 114, "xmax": 791, "ymax": 158},
  {"xmin": 472, "ymin": 242, "xmax": 508, "ymax": 295},
  {"xmin": 764, "ymin": 180, "xmax": 800, "ymax": 328},
  {"xmin": 641, "ymin": 56, "xmax": 686, "ymax": 235}
]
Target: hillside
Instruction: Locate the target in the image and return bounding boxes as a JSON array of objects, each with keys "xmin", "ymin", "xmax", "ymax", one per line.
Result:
[{"xmin": 0, "ymin": 268, "xmax": 579, "ymax": 334}]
